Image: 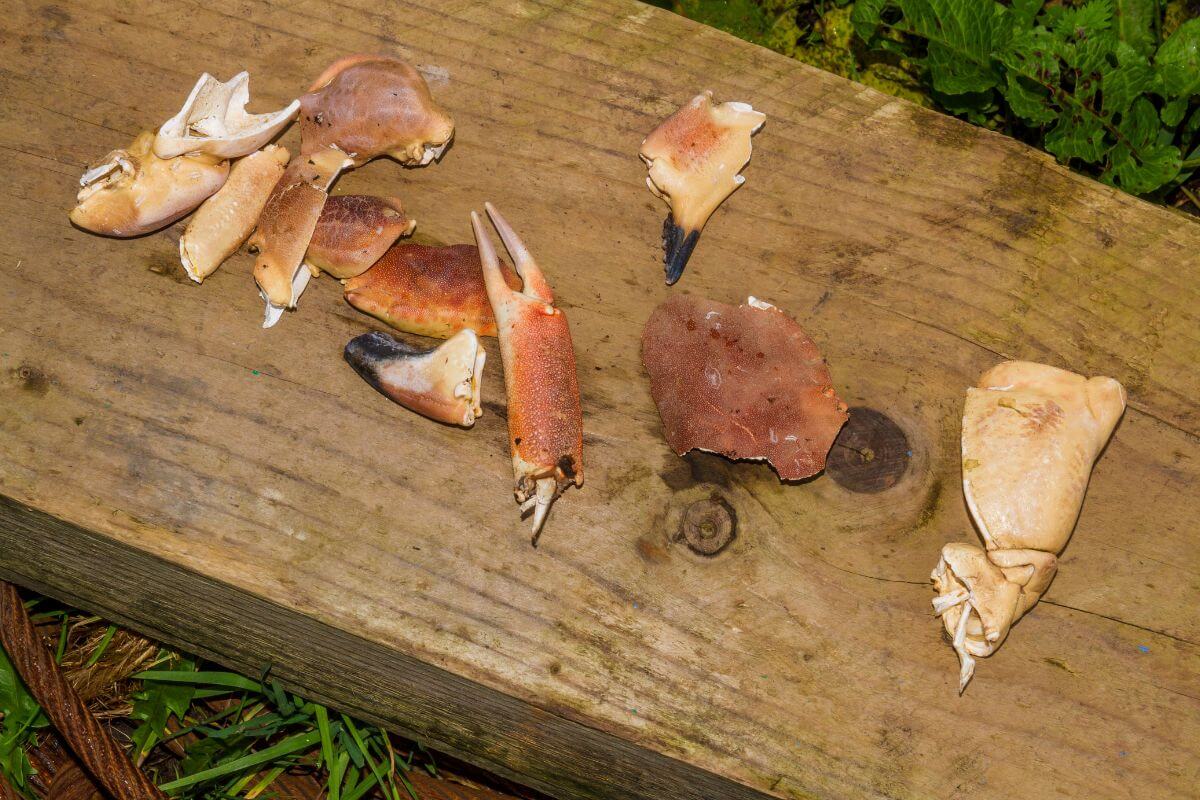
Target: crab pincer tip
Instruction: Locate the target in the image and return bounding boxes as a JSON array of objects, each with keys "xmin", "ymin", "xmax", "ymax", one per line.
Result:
[{"xmin": 662, "ymin": 217, "xmax": 701, "ymax": 285}]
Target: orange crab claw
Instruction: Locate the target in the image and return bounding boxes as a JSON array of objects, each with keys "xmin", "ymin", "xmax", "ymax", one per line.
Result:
[
  {"xmin": 470, "ymin": 204, "xmax": 583, "ymax": 544},
  {"xmin": 306, "ymin": 195, "xmax": 415, "ymax": 280},
  {"xmin": 343, "ymin": 243, "xmax": 521, "ymax": 339},
  {"xmin": 344, "ymin": 329, "xmax": 484, "ymax": 428}
]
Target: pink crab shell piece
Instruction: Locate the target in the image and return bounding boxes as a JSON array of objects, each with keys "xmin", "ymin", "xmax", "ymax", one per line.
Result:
[{"xmin": 641, "ymin": 294, "xmax": 848, "ymax": 480}]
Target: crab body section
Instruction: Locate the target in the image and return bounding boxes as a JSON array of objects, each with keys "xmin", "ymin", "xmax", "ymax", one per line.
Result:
[
  {"xmin": 344, "ymin": 244, "xmax": 520, "ymax": 338},
  {"xmin": 934, "ymin": 360, "xmax": 1125, "ymax": 692}
]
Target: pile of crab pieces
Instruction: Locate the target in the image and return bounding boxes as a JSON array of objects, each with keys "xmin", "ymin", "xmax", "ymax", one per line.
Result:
[{"xmin": 69, "ymin": 56, "xmax": 582, "ymax": 543}]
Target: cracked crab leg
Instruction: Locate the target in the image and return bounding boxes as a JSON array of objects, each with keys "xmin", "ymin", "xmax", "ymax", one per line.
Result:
[{"xmin": 470, "ymin": 203, "xmax": 583, "ymax": 544}]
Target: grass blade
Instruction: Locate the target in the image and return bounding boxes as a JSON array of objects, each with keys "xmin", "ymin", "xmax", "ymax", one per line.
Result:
[{"xmin": 158, "ymin": 729, "xmax": 321, "ymax": 794}]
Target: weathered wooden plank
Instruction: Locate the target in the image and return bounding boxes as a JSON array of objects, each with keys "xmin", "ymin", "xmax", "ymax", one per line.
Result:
[{"xmin": 1, "ymin": 1, "xmax": 1198, "ymax": 799}]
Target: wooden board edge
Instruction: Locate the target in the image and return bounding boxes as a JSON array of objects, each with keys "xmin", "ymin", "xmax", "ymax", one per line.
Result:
[{"xmin": 0, "ymin": 492, "xmax": 774, "ymax": 800}]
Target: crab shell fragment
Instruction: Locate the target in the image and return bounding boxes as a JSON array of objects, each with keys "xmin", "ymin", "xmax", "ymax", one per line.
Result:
[
  {"xmin": 70, "ymin": 131, "xmax": 229, "ymax": 238},
  {"xmin": 933, "ymin": 360, "xmax": 1126, "ymax": 693},
  {"xmin": 154, "ymin": 71, "xmax": 300, "ymax": 160},
  {"xmin": 305, "ymin": 195, "xmax": 414, "ymax": 279},
  {"xmin": 641, "ymin": 295, "xmax": 847, "ymax": 480},
  {"xmin": 343, "ymin": 243, "xmax": 521, "ymax": 338},
  {"xmin": 470, "ymin": 204, "xmax": 583, "ymax": 543},
  {"xmin": 640, "ymin": 91, "xmax": 765, "ymax": 284},
  {"xmin": 249, "ymin": 148, "xmax": 352, "ymax": 326},
  {"xmin": 344, "ymin": 329, "xmax": 484, "ymax": 427},
  {"xmin": 180, "ymin": 144, "xmax": 290, "ymax": 283},
  {"xmin": 300, "ymin": 54, "xmax": 455, "ymax": 167}
]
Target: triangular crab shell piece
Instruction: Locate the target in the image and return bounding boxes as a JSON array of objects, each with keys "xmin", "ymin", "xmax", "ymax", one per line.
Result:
[
  {"xmin": 640, "ymin": 91, "xmax": 765, "ymax": 284},
  {"xmin": 155, "ymin": 72, "xmax": 300, "ymax": 160},
  {"xmin": 962, "ymin": 361, "xmax": 1126, "ymax": 554}
]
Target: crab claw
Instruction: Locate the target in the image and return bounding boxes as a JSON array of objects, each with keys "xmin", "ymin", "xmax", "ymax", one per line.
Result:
[
  {"xmin": 344, "ymin": 329, "xmax": 484, "ymax": 427},
  {"xmin": 470, "ymin": 203, "xmax": 583, "ymax": 544},
  {"xmin": 344, "ymin": 244, "xmax": 521, "ymax": 339},
  {"xmin": 249, "ymin": 147, "xmax": 351, "ymax": 327},
  {"xmin": 640, "ymin": 91, "xmax": 765, "ymax": 284},
  {"xmin": 154, "ymin": 71, "xmax": 300, "ymax": 159},
  {"xmin": 180, "ymin": 144, "xmax": 290, "ymax": 283},
  {"xmin": 70, "ymin": 131, "xmax": 228, "ymax": 237},
  {"xmin": 300, "ymin": 54, "xmax": 455, "ymax": 168},
  {"xmin": 306, "ymin": 195, "xmax": 415, "ymax": 280}
]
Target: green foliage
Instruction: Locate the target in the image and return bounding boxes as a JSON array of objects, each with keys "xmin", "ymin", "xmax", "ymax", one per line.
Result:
[
  {"xmin": 0, "ymin": 640, "xmax": 48, "ymax": 799},
  {"xmin": 132, "ymin": 667, "xmax": 427, "ymax": 800},
  {"xmin": 851, "ymin": 0, "xmax": 1200, "ymax": 194}
]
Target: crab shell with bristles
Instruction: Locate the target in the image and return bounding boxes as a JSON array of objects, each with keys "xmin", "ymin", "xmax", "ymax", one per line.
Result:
[{"xmin": 470, "ymin": 203, "xmax": 583, "ymax": 544}]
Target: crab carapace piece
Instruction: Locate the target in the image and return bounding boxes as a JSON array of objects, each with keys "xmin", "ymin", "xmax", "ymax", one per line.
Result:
[{"xmin": 641, "ymin": 294, "xmax": 847, "ymax": 480}]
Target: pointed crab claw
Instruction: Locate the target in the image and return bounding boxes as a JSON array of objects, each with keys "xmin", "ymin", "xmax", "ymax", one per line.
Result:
[
  {"xmin": 470, "ymin": 203, "xmax": 583, "ymax": 545},
  {"xmin": 932, "ymin": 361, "xmax": 1125, "ymax": 693},
  {"xmin": 300, "ymin": 54, "xmax": 455, "ymax": 168},
  {"xmin": 154, "ymin": 71, "xmax": 300, "ymax": 159},
  {"xmin": 305, "ymin": 195, "xmax": 414, "ymax": 279},
  {"xmin": 344, "ymin": 329, "xmax": 484, "ymax": 427},
  {"xmin": 180, "ymin": 145, "xmax": 290, "ymax": 283},
  {"xmin": 640, "ymin": 91, "xmax": 765, "ymax": 284},
  {"xmin": 70, "ymin": 131, "xmax": 229, "ymax": 237},
  {"xmin": 343, "ymin": 243, "xmax": 521, "ymax": 339},
  {"xmin": 248, "ymin": 147, "xmax": 352, "ymax": 327}
]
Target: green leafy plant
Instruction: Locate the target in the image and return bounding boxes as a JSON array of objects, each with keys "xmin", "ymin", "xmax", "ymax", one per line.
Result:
[{"xmin": 851, "ymin": 0, "xmax": 1200, "ymax": 194}]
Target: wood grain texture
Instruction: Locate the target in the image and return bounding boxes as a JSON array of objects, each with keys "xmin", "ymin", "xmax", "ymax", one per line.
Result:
[{"xmin": 1, "ymin": 1, "xmax": 1197, "ymax": 798}]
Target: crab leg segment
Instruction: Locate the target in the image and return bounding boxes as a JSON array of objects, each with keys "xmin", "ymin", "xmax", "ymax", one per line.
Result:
[{"xmin": 470, "ymin": 203, "xmax": 583, "ymax": 544}]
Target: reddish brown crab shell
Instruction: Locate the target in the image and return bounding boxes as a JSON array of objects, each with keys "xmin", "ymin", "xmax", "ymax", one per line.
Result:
[
  {"xmin": 306, "ymin": 195, "xmax": 414, "ymax": 280},
  {"xmin": 300, "ymin": 54, "xmax": 455, "ymax": 167},
  {"xmin": 641, "ymin": 294, "xmax": 847, "ymax": 480},
  {"xmin": 343, "ymin": 244, "xmax": 521, "ymax": 339}
]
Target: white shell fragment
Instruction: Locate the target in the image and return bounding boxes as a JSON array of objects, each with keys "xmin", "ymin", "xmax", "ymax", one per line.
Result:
[
  {"xmin": 932, "ymin": 361, "xmax": 1125, "ymax": 693},
  {"xmin": 155, "ymin": 72, "xmax": 299, "ymax": 160}
]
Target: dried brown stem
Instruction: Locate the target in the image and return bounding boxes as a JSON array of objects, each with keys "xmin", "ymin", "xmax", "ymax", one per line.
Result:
[{"xmin": 0, "ymin": 582, "xmax": 165, "ymax": 800}]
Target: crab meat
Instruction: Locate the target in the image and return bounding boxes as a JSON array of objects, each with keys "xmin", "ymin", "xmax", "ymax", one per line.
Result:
[
  {"xmin": 70, "ymin": 131, "xmax": 228, "ymax": 237},
  {"xmin": 933, "ymin": 361, "xmax": 1125, "ymax": 692},
  {"xmin": 343, "ymin": 244, "xmax": 521, "ymax": 338},
  {"xmin": 249, "ymin": 147, "xmax": 351, "ymax": 327},
  {"xmin": 344, "ymin": 329, "xmax": 484, "ymax": 427},
  {"xmin": 640, "ymin": 91, "xmax": 765, "ymax": 284},
  {"xmin": 179, "ymin": 145, "xmax": 289, "ymax": 283},
  {"xmin": 155, "ymin": 72, "xmax": 300, "ymax": 159},
  {"xmin": 305, "ymin": 195, "xmax": 414, "ymax": 279},
  {"xmin": 300, "ymin": 54, "xmax": 455, "ymax": 167},
  {"xmin": 470, "ymin": 204, "xmax": 583, "ymax": 543},
  {"xmin": 641, "ymin": 294, "xmax": 847, "ymax": 480}
]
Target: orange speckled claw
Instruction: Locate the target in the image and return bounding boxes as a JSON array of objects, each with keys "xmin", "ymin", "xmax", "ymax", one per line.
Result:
[{"xmin": 470, "ymin": 203, "xmax": 583, "ymax": 544}]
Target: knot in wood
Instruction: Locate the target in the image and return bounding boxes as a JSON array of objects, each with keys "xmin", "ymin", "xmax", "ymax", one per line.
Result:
[
  {"xmin": 679, "ymin": 496, "xmax": 736, "ymax": 556},
  {"xmin": 826, "ymin": 407, "xmax": 910, "ymax": 493}
]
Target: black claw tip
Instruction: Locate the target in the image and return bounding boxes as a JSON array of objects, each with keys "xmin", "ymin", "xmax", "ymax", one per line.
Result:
[{"xmin": 661, "ymin": 216, "xmax": 700, "ymax": 286}]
